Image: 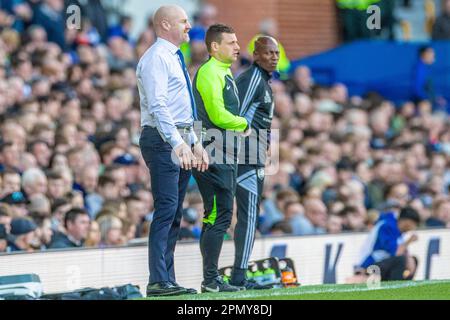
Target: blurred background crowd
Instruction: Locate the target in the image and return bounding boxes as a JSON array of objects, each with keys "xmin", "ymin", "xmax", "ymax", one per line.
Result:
[{"xmin": 0, "ymin": 0, "xmax": 449, "ymax": 254}]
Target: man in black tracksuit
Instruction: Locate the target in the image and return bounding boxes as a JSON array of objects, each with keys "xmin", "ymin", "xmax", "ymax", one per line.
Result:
[
  {"xmin": 193, "ymin": 24, "xmax": 251, "ymax": 293},
  {"xmin": 230, "ymin": 36, "xmax": 280, "ymax": 289}
]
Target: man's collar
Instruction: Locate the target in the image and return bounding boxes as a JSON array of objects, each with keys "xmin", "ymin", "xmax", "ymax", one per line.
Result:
[
  {"xmin": 254, "ymin": 62, "xmax": 272, "ymax": 80},
  {"xmin": 210, "ymin": 56, "xmax": 232, "ymax": 68},
  {"xmin": 156, "ymin": 37, "xmax": 179, "ymax": 55},
  {"xmin": 67, "ymin": 234, "xmax": 82, "ymax": 246}
]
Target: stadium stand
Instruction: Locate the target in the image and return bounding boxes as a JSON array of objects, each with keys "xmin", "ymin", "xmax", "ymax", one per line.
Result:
[{"xmin": 0, "ymin": 0, "xmax": 448, "ymax": 295}]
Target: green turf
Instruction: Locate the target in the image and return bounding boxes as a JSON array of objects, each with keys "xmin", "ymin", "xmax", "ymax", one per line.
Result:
[{"xmin": 141, "ymin": 280, "xmax": 450, "ymax": 300}]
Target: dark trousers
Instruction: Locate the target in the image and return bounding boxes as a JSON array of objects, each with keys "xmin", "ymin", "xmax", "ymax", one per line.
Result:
[
  {"xmin": 193, "ymin": 164, "xmax": 237, "ymax": 282},
  {"xmin": 374, "ymin": 255, "xmax": 417, "ymax": 281},
  {"xmin": 231, "ymin": 165, "xmax": 265, "ymax": 284},
  {"xmin": 139, "ymin": 127, "xmax": 191, "ymax": 284}
]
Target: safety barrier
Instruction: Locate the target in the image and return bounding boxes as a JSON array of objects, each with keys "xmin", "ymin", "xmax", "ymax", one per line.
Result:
[{"xmin": 0, "ymin": 229, "xmax": 448, "ymax": 295}]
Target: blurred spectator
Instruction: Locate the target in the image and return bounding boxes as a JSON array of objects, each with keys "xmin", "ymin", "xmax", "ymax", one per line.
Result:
[
  {"xmin": 260, "ymin": 188, "xmax": 299, "ymax": 234},
  {"xmin": 0, "ymin": 3, "xmax": 448, "ymax": 256},
  {"xmin": 269, "ymin": 220, "xmax": 293, "ymax": 236},
  {"xmin": 29, "ymin": 212, "xmax": 53, "ymax": 250},
  {"xmin": 338, "ymin": 206, "xmax": 367, "ymax": 232},
  {"xmin": 85, "ymin": 175, "xmax": 118, "ymax": 219},
  {"xmin": 49, "ymin": 208, "xmax": 90, "ymax": 249},
  {"xmin": 50, "ymin": 197, "xmax": 71, "ymax": 232},
  {"xmin": 1, "ymin": 191, "xmax": 29, "ymax": 218},
  {"xmin": 125, "ymin": 195, "xmax": 145, "ymax": 238},
  {"xmin": 0, "ymin": 141, "xmax": 20, "ymax": 172},
  {"xmin": 0, "ymin": 203, "xmax": 13, "ymax": 232},
  {"xmin": 28, "ymin": 194, "xmax": 51, "ymax": 217},
  {"xmin": 327, "ymin": 214, "xmax": 344, "ymax": 234},
  {"xmin": 413, "ymin": 46, "xmax": 436, "ymax": 103},
  {"xmin": 282, "ymin": 200, "xmax": 306, "ymax": 235},
  {"xmin": 22, "ymin": 168, "xmax": 48, "ymax": 198},
  {"xmin": 84, "ymin": 220, "xmax": 101, "ymax": 247},
  {"xmin": 32, "ymin": 0, "xmax": 66, "ymax": 50},
  {"xmin": 426, "ymin": 197, "xmax": 450, "ymax": 227},
  {"xmin": 0, "ymin": 223, "xmax": 10, "ymax": 252},
  {"xmin": 294, "ymin": 198, "xmax": 328, "ymax": 236},
  {"xmin": 178, "ymin": 208, "xmax": 199, "ymax": 241},
  {"xmin": 286, "ymin": 66, "xmax": 314, "ymax": 98},
  {"xmin": 357, "ymin": 207, "xmax": 420, "ymax": 281},
  {"xmin": 247, "ymin": 18, "xmax": 290, "ymax": 77},
  {"xmin": 189, "ymin": 3, "xmax": 217, "ymax": 41},
  {"xmin": 97, "ymin": 214, "xmax": 124, "ymax": 247},
  {"xmin": 432, "ymin": 0, "xmax": 450, "ymax": 40},
  {"xmin": 0, "ymin": 169, "xmax": 21, "ymax": 197},
  {"xmin": 106, "ymin": 36, "xmax": 135, "ymax": 72},
  {"xmin": 47, "ymin": 171, "xmax": 66, "ymax": 200},
  {"xmin": 108, "ymin": 15, "xmax": 133, "ymax": 43},
  {"xmin": 8, "ymin": 217, "xmax": 37, "ymax": 252},
  {"xmin": 0, "ymin": 0, "xmax": 33, "ymax": 32}
]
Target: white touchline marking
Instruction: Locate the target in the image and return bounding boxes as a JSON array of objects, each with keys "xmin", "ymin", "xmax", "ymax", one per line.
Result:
[{"xmin": 185, "ymin": 280, "xmax": 450, "ymax": 300}]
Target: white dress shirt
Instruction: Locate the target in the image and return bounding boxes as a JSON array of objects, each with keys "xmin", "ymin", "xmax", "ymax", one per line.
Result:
[{"xmin": 136, "ymin": 37, "xmax": 197, "ymax": 149}]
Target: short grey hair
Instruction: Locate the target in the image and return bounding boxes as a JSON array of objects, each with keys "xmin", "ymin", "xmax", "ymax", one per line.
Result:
[{"xmin": 22, "ymin": 168, "xmax": 46, "ymax": 189}]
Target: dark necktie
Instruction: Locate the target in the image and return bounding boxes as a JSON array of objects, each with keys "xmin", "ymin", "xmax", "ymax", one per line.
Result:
[{"xmin": 176, "ymin": 49, "xmax": 198, "ymax": 121}]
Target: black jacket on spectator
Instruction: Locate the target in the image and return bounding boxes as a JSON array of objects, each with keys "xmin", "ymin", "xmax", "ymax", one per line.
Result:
[
  {"xmin": 425, "ymin": 217, "xmax": 447, "ymax": 228},
  {"xmin": 49, "ymin": 232, "xmax": 83, "ymax": 249},
  {"xmin": 432, "ymin": 14, "xmax": 450, "ymax": 40}
]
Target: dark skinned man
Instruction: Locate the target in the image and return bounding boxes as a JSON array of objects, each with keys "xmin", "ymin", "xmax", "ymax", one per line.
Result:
[{"xmin": 230, "ymin": 36, "xmax": 280, "ymax": 289}]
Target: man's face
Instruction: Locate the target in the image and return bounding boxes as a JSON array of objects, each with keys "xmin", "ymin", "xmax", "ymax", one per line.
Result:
[
  {"xmin": 215, "ymin": 33, "xmax": 240, "ymax": 64},
  {"xmin": 48, "ymin": 178, "xmax": 66, "ymax": 199},
  {"xmin": 254, "ymin": 41, "xmax": 280, "ymax": 73},
  {"xmin": 398, "ymin": 219, "xmax": 418, "ymax": 233},
  {"xmin": 0, "ymin": 239, "xmax": 6, "ymax": 252},
  {"xmin": 0, "ymin": 217, "xmax": 12, "ymax": 232},
  {"xmin": 423, "ymin": 49, "xmax": 435, "ymax": 65},
  {"xmin": 446, "ymin": 0, "xmax": 450, "ymax": 14},
  {"xmin": 436, "ymin": 202, "xmax": 450, "ymax": 223},
  {"xmin": 2, "ymin": 173, "xmax": 21, "ymax": 195},
  {"xmin": 68, "ymin": 214, "xmax": 90, "ymax": 241},
  {"xmin": 11, "ymin": 205, "xmax": 28, "ymax": 218},
  {"xmin": 127, "ymin": 200, "xmax": 146, "ymax": 224},
  {"xmin": 167, "ymin": 9, "xmax": 191, "ymax": 45},
  {"xmin": 35, "ymin": 219, "xmax": 53, "ymax": 246},
  {"xmin": 305, "ymin": 201, "xmax": 328, "ymax": 228},
  {"xmin": 390, "ymin": 184, "xmax": 410, "ymax": 206},
  {"xmin": 1, "ymin": 144, "xmax": 20, "ymax": 167},
  {"xmin": 285, "ymin": 203, "xmax": 304, "ymax": 220},
  {"xmin": 101, "ymin": 183, "xmax": 120, "ymax": 200},
  {"xmin": 82, "ymin": 168, "xmax": 98, "ymax": 193},
  {"xmin": 33, "ymin": 143, "xmax": 51, "ymax": 167},
  {"xmin": 111, "ymin": 168, "xmax": 127, "ymax": 188},
  {"xmin": 347, "ymin": 212, "xmax": 366, "ymax": 231},
  {"xmin": 53, "ymin": 204, "xmax": 71, "ymax": 223}
]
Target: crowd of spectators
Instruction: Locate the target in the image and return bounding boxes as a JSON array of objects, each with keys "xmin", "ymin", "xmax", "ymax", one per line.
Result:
[{"xmin": 0, "ymin": 1, "xmax": 449, "ymax": 254}]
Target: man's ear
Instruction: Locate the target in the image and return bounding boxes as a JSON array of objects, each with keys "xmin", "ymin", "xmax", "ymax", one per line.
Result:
[
  {"xmin": 211, "ymin": 41, "xmax": 219, "ymax": 53},
  {"xmin": 161, "ymin": 20, "xmax": 171, "ymax": 31}
]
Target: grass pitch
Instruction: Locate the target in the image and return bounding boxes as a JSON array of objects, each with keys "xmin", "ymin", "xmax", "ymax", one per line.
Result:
[{"xmin": 143, "ymin": 280, "xmax": 450, "ymax": 300}]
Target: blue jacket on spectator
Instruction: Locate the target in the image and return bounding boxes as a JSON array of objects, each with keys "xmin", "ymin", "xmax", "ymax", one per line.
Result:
[
  {"xmin": 413, "ymin": 60, "xmax": 434, "ymax": 102},
  {"xmin": 48, "ymin": 231, "xmax": 83, "ymax": 249},
  {"xmin": 32, "ymin": 3, "xmax": 66, "ymax": 50},
  {"xmin": 358, "ymin": 212, "xmax": 403, "ymax": 269}
]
